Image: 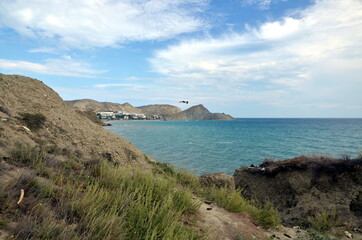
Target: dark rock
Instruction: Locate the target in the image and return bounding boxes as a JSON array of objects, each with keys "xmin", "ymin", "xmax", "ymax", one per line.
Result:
[{"xmin": 233, "ymin": 156, "xmax": 362, "ymax": 226}]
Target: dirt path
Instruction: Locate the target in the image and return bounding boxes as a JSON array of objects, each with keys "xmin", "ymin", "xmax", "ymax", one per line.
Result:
[{"xmin": 196, "ymin": 201, "xmax": 269, "ymax": 240}]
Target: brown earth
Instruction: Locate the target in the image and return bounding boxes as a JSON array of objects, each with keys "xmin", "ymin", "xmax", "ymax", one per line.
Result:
[{"xmin": 234, "ymin": 156, "xmax": 362, "ymax": 228}]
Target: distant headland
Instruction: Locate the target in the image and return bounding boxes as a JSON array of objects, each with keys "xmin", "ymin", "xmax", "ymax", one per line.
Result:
[{"xmin": 65, "ymin": 99, "xmax": 235, "ymax": 121}]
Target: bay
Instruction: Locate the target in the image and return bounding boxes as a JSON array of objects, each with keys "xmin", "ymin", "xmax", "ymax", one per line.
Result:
[{"xmin": 106, "ymin": 119, "xmax": 362, "ymax": 175}]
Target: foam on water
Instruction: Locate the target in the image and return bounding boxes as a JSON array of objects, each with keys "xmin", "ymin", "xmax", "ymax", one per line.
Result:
[{"xmin": 107, "ymin": 119, "xmax": 362, "ymax": 175}]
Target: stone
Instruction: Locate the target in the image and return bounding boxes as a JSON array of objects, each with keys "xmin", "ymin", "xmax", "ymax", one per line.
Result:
[
  {"xmin": 345, "ymin": 231, "xmax": 353, "ymax": 238},
  {"xmin": 199, "ymin": 172, "xmax": 235, "ymax": 189},
  {"xmin": 22, "ymin": 126, "xmax": 31, "ymax": 132}
]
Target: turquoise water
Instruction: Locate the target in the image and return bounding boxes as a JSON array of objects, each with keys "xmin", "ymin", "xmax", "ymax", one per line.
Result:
[{"xmin": 106, "ymin": 119, "xmax": 362, "ymax": 175}]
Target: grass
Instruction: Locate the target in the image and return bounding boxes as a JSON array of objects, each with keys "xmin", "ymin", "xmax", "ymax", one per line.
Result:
[
  {"xmin": 2, "ymin": 144, "xmax": 204, "ymax": 240},
  {"xmin": 202, "ymin": 187, "xmax": 281, "ymax": 229},
  {"xmin": 307, "ymin": 210, "xmax": 339, "ymax": 233}
]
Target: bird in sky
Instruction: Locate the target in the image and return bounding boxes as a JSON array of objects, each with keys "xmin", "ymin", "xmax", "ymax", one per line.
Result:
[{"xmin": 179, "ymin": 100, "xmax": 188, "ymax": 104}]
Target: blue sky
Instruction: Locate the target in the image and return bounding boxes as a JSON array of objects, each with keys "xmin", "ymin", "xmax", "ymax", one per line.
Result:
[{"xmin": 0, "ymin": 0, "xmax": 361, "ymax": 117}]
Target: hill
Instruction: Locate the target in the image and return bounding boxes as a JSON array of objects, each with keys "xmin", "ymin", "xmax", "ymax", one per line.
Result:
[
  {"xmin": 65, "ymin": 99, "xmax": 142, "ymax": 113},
  {"xmin": 0, "ymin": 74, "xmax": 147, "ymax": 164},
  {"xmin": 168, "ymin": 104, "xmax": 235, "ymax": 120},
  {"xmin": 137, "ymin": 104, "xmax": 181, "ymax": 118}
]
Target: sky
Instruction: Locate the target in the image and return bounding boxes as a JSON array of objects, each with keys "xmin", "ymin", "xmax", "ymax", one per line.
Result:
[{"xmin": 0, "ymin": 0, "xmax": 361, "ymax": 118}]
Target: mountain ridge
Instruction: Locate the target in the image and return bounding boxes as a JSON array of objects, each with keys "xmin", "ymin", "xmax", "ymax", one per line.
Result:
[{"xmin": 65, "ymin": 99, "xmax": 142, "ymax": 113}]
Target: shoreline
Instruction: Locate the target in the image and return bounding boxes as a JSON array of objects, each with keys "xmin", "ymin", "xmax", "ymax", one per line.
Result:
[{"xmin": 103, "ymin": 119, "xmax": 165, "ymax": 122}]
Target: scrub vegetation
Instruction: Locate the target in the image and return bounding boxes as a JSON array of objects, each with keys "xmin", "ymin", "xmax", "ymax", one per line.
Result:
[{"xmin": 0, "ymin": 143, "xmax": 281, "ymax": 239}]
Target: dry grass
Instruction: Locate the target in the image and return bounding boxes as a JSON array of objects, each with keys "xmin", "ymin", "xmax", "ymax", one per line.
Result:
[{"xmin": 1, "ymin": 144, "xmax": 204, "ymax": 239}]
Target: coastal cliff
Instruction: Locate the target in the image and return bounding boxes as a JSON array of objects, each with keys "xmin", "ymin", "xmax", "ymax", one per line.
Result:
[
  {"xmin": 168, "ymin": 104, "xmax": 235, "ymax": 120},
  {"xmin": 233, "ymin": 156, "xmax": 362, "ymax": 227}
]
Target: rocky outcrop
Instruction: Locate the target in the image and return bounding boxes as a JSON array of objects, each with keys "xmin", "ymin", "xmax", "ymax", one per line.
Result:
[
  {"xmin": 137, "ymin": 104, "xmax": 181, "ymax": 118},
  {"xmin": 233, "ymin": 156, "xmax": 362, "ymax": 227},
  {"xmin": 65, "ymin": 99, "xmax": 142, "ymax": 113},
  {"xmin": 168, "ymin": 104, "xmax": 235, "ymax": 120},
  {"xmin": 200, "ymin": 173, "xmax": 235, "ymax": 189},
  {"xmin": 0, "ymin": 74, "xmax": 149, "ymax": 165}
]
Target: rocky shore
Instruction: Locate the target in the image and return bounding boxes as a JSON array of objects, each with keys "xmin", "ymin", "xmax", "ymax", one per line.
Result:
[{"xmin": 202, "ymin": 155, "xmax": 362, "ymax": 231}]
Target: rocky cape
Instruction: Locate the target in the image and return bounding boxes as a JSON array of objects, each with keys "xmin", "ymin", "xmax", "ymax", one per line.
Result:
[
  {"xmin": 66, "ymin": 99, "xmax": 235, "ymax": 121},
  {"xmin": 167, "ymin": 104, "xmax": 235, "ymax": 121}
]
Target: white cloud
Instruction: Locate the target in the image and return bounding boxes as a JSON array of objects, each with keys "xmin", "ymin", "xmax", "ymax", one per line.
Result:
[
  {"xmin": 0, "ymin": 57, "xmax": 106, "ymax": 77},
  {"xmin": 150, "ymin": 0, "xmax": 362, "ymax": 113},
  {"xmin": 27, "ymin": 47, "xmax": 57, "ymax": 53},
  {"xmin": 242, "ymin": 0, "xmax": 287, "ymax": 9},
  {"xmin": 0, "ymin": 0, "xmax": 207, "ymax": 48}
]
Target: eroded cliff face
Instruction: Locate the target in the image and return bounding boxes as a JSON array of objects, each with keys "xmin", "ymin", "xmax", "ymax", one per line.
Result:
[{"xmin": 233, "ymin": 156, "xmax": 362, "ymax": 227}]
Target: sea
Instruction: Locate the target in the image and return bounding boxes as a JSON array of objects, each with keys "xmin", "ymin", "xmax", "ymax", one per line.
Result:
[{"xmin": 106, "ymin": 118, "xmax": 362, "ymax": 175}]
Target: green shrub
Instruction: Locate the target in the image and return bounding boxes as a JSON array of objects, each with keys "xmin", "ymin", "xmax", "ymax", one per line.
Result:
[
  {"xmin": 19, "ymin": 112, "xmax": 46, "ymax": 131},
  {"xmin": 175, "ymin": 169, "xmax": 201, "ymax": 192},
  {"xmin": 307, "ymin": 210, "xmax": 339, "ymax": 232},
  {"xmin": 250, "ymin": 201, "xmax": 281, "ymax": 229},
  {"xmin": 308, "ymin": 231, "xmax": 332, "ymax": 240}
]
